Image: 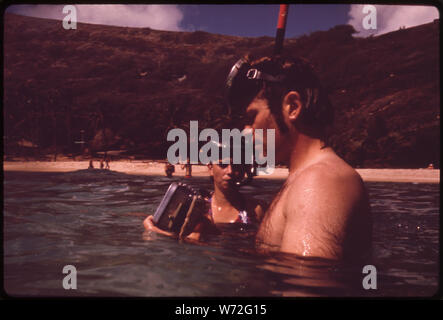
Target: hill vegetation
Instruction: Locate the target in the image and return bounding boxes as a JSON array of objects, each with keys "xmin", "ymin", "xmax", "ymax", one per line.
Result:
[{"xmin": 3, "ymin": 13, "xmax": 440, "ymax": 168}]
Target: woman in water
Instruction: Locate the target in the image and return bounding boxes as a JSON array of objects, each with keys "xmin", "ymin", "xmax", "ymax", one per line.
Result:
[
  {"xmin": 143, "ymin": 158, "xmax": 267, "ymax": 240},
  {"xmin": 206, "ymin": 160, "xmax": 265, "ymax": 224}
]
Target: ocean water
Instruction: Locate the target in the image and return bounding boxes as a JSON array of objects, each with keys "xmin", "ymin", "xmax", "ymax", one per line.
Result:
[{"xmin": 3, "ymin": 170, "xmax": 440, "ymax": 297}]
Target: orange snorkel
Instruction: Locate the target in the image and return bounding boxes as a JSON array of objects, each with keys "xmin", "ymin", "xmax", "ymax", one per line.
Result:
[{"xmin": 274, "ymin": 4, "xmax": 290, "ymax": 55}]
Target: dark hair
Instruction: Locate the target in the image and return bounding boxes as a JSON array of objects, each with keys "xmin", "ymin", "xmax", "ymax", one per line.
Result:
[{"xmin": 248, "ymin": 55, "xmax": 334, "ymax": 142}]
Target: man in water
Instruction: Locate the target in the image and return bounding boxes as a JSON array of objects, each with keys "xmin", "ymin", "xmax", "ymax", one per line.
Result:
[
  {"xmin": 225, "ymin": 54, "xmax": 371, "ymax": 261},
  {"xmin": 165, "ymin": 162, "xmax": 175, "ymax": 177},
  {"xmin": 146, "ymin": 54, "xmax": 371, "ymax": 262}
]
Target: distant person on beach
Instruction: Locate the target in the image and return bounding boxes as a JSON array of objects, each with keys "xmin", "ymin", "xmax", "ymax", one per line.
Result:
[
  {"xmin": 165, "ymin": 163, "xmax": 175, "ymax": 177},
  {"xmin": 181, "ymin": 159, "xmax": 192, "ymax": 178},
  {"xmin": 88, "ymin": 160, "xmax": 94, "ymax": 169},
  {"xmin": 100, "ymin": 158, "xmax": 104, "ymax": 170},
  {"xmin": 104, "ymin": 153, "xmax": 110, "ymax": 170}
]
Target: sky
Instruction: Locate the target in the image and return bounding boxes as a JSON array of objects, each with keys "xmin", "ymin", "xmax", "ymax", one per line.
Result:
[{"xmin": 6, "ymin": 4, "xmax": 440, "ymax": 38}]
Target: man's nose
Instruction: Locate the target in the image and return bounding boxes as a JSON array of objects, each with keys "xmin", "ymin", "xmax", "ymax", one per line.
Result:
[
  {"xmin": 243, "ymin": 126, "xmax": 255, "ymax": 143},
  {"xmin": 225, "ymin": 164, "xmax": 233, "ymax": 175},
  {"xmin": 243, "ymin": 125, "xmax": 254, "ymax": 134}
]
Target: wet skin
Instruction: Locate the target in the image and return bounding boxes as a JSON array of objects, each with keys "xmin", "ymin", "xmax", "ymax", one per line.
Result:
[
  {"xmin": 247, "ymin": 95, "xmax": 371, "ymax": 261},
  {"xmin": 144, "ymin": 93, "xmax": 371, "ymax": 260},
  {"xmin": 144, "ymin": 162, "xmax": 265, "ymax": 240},
  {"xmin": 208, "ymin": 162, "xmax": 265, "ymax": 223}
]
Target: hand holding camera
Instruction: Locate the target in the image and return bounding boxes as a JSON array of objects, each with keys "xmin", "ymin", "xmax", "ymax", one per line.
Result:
[{"xmin": 146, "ymin": 182, "xmax": 216, "ymax": 240}]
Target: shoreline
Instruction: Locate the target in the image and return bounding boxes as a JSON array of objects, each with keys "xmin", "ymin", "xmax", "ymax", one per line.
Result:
[{"xmin": 3, "ymin": 160, "xmax": 440, "ymax": 183}]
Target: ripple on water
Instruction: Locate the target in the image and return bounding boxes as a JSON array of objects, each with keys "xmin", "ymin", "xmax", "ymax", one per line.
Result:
[
  {"xmin": 141, "ymin": 188, "xmax": 160, "ymax": 193},
  {"xmin": 3, "ymin": 173, "xmax": 440, "ymax": 297},
  {"xmin": 68, "ymin": 193, "xmax": 112, "ymax": 202},
  {"xmin": 95, "ymin": 185, "xmax": 130, "ymax": 193}
]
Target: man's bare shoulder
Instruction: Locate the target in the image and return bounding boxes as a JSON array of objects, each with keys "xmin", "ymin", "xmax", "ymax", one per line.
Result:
[
  {"xmin": 285, "ymin": 153, "xmax": 366, "ymax": 217},
  {"xmin": 279, "ymin": 152, "xmax": 370, "ymax": 259},
  {"xmin": 293, "ymin": 153, "xmax": 362, "ymax": 189}
]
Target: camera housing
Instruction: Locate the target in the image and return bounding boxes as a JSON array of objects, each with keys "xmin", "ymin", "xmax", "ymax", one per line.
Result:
[{"xmin": 152, "ymin": 182, "xmax": 209, "ymax": 234}]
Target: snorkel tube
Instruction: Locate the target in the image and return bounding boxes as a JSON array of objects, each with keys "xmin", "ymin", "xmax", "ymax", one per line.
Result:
[
  {"xmin": 225, "ymin": 4, "xmax": 290, "ymax": 107},
  {"xmin": 274, "ymin": 4, "xmax": 290, "ymax": 55},
  {"xmin": 224, "ymin": 5, "xmax": 290, "ymax": 181}
]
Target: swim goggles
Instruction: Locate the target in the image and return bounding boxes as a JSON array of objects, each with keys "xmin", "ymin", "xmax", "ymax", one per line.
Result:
[{"xmin": 225, "ymin": 58, "xmax": 285, "ymax": 109}]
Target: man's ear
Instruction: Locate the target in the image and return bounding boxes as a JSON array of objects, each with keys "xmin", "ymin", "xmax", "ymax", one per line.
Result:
[{"xmin": 282, "ymin": 91, "xmax": 303, "ymax": 122}]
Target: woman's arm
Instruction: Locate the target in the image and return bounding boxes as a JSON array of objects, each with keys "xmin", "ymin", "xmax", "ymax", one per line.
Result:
[
  {"xmin": 143, "ymin": 213, "xmax": 219, "ymax": 241},
  {"xmin": 143, "ymin": 215, "xmax": 177, "ymax": 238},
  {"xmin": 246, "ymin": 198, "xmax": 268, "ymax": 224}
]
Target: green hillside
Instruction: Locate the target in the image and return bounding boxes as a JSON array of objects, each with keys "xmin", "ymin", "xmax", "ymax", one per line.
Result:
[{"xmin": 3, "ymin": 13, "xmax": 440, "ymax": 168}]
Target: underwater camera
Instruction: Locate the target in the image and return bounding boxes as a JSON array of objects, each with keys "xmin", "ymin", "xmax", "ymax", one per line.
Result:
[
  {"xmin": 153, "ymin": 161, "xmax": 255, "ymax": 235},
  {"xmin": 152, "ymin": 182, "xmax": 210, "ymax": 236}
]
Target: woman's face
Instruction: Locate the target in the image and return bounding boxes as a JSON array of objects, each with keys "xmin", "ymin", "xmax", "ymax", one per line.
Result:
[{"xmin": 210, "ymin": 161, "xmax": 246, "ymax": 191}]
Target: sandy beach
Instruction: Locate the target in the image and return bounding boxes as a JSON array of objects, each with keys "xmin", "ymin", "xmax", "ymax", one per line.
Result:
[{"xmin": 3, "ymin": 160, "xmax": 440, "ymax": 183}]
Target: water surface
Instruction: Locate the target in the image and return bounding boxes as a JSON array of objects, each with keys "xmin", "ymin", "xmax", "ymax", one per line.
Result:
[{"xmin": 3, "ymin": 170, "xmax": 440, "ymax": 297}]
